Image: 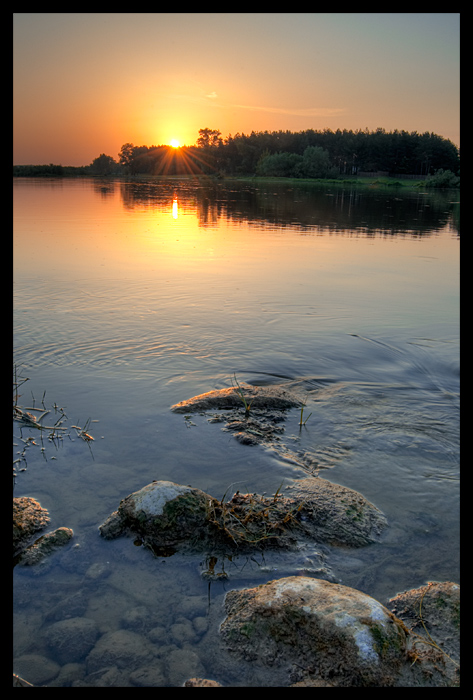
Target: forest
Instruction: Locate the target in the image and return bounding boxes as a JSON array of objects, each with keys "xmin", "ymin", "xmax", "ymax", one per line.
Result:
[{"xmin": 14, "ymin": 127, "xmax": 460, "ymax": 185}]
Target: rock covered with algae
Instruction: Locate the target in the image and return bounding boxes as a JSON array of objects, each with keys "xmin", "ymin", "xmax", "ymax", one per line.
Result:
[
  {"xmin": 218, "ymin": 576, "xmax": 460, "ymax": 687},
  {"xmin": 99, "ymin": 476, "xmax": 387, "ymax": 553},
  {"xmin": 220, "ymin": 576, "xmax": 408, "ymax": 687},
  {"xmin": 99, "ymin": 480, "xmax": 219, "ymax": 549}
]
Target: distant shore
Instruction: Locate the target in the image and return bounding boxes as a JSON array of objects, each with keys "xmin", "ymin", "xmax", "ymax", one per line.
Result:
[{"xmin": 14, "ymin": 167, "xmax": 454, "ymax": 190}]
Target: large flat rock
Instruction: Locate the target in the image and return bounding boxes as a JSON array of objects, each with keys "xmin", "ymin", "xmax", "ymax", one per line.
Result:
[
  {"xmin": 171, "ymin": 383, "xmax": 302, "ymax": 413},
  {"xmin": 220, "ymin": 576, "xmax": 408, "ymax": 687},
  {"xmin": 220, "ymin": 575, "xmax": 460, "ymax": 686}
]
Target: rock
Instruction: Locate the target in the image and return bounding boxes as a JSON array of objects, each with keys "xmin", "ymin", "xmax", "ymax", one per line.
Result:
[
  {"xmin": 44, "ymin": 590, "xmax": 88, "ymax": 623},
  {"xmin": 43, "ymin": 617, "xmax": 99, "ymax": 664},
  {"xmin": 99, "ymin": 481, "xmax": 216, "ymax": 548},
  {"xmin": 171, "ymin": 383, "xmax": 302, "ymax": 413},
  {"xmin": 223, "ymin": 413, "xmax": 286, "ymax": 445},
  {"xmin": 387, "ymin": 581, "xmax": 460, "ymax": 686},
  {"xmin": 99, "ymin": 477, "xmax": 387, "ymax": 556},
  {"xmin": 121, "ymin": 606, "xmax": 149, "ymax": 633},
  {"xmin": 79, "ymin": 665, "xmax": 129, "ymax": 687},
  {"xmin": 193, "ymin": 616, "xmax": 209, "ymax": 635},
  {"xmin": 286, "ymin": 477, "xmax": 387, "ymax": 546},
  {"xmin": 13, "ymin": 497, "xmax": 50, "ymax": 556},
  {"xmin": 166, "ymin": 648, "xmax": 205, "ymax": 687},
  {"xmin": 85, "ymin": 561, "xmax": 112, "ymax": 580},
  {"xmin": 99, "ymin": 480, "xmax": 219, "ymax": 549},
  {"xmin": 16, "ymin": 527, "xmax": 74, "ymax": 566},
  {"xmin": 148, "ymin": 625, "xmax": 168, "ymax": 644},
  {"xmin": 220, "ymin": 576, "xmax": 408, "ymax": 687},
  {"xmin": 170, "ymin": 619, "xmax": 198, "ymax": 645},
  {"xmin": 14, "ymin": 653, "xmax": 60, "ymax": 685},
  {"xmin": 184, "ymin": 677, "xmax": 223, "ymax": 687},
  {"xmin": 86, "ymin": 629, "xmax": 156, "ymax": 674},
  {"xmin": 290, "ymin": 678, "xmax": 337, "ymax": 686},
  {"xmin": 47, "ymin": 662, "xmax": 86, "ymax": 687},
  {"xmin": 129, "ymin": 663, "xmax": 166, "ymax": 687}
]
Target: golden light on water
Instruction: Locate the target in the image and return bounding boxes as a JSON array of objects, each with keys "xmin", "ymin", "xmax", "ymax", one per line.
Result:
[{"xmin": 172, "ymin": 197, "xmax": 178, "ymax": 219}]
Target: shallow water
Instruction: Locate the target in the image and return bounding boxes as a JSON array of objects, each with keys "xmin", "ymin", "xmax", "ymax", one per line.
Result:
[{"xmin": 13, "ymin": 177, "xmax": 459, "ymax": 686}]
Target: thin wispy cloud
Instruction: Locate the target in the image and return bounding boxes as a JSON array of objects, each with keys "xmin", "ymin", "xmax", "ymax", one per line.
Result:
[
  {"xmin": 234, "ymin": 104, "xmax": 346, "ymax": 117},
  {"xmin": 172, "ymin": 93, "xmax": 345, "ymax": 119}
]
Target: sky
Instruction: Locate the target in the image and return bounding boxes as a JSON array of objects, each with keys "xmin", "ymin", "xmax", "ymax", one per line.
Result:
[{"xmin": 13, "ymin": 13, "xmax": 460, "ymax": 166}]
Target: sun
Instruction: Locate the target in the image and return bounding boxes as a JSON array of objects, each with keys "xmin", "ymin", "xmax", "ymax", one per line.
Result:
[{"xmin": 170, "ymin": 139, "xmax": 180, "ymax": 148}]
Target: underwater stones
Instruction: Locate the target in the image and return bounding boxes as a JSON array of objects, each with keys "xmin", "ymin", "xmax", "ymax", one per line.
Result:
[
  {"xmin": 170, "ymin": 383, "xmax": 302, "ymax": 413},
  {"xmin": 13, "ymin": 496, "xmax": 50, "ymax": 556},
  {"xmin": 43, "ymin": 617, "xmax": 99, "ymax": 665},
  {"xmin": 99, "ymin": 480, "xmax": 219, "ymax": 548},
  {"xmin": 287, "ymin": 477, "xmax": 388, "ymax": 546},
  {"xmin": 85, "ymin": 629, "xmax": 156, "ymax": 675},
  {"xmin": 14, "ymin": 653, "xmax": 60, "ymax": 686},
  {"xmin": 220, "ymin": 576, "xmax": 408, "ymax": 687},
  {"xmin": 129, "ymin": 664, "xmax": 166, "ymax": 687},
  {"xmin": 166, "ymin": 648, "xmax": 206, "ymax": 687}
]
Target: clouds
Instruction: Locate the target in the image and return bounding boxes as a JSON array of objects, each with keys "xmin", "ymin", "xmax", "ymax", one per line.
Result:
[
  {"xmin": 233, "ymin": 104, "xmax": 346, "ymax": 118},
  {"xmin": 200, "ymin": 91, "xmax": 345, "ymax": 119}
]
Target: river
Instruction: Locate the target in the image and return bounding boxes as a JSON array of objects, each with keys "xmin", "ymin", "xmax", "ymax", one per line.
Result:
[{"xmin": 13, "ymin": 176, "xmax": 459, "ymax": 686}]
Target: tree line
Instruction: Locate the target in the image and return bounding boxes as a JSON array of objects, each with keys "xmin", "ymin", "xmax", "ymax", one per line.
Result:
[{"xmin": 14, "ymin": 126, "xmax": 459, "ymax": 184}]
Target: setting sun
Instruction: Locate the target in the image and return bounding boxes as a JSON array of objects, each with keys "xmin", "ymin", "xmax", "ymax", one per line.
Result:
[{"xmin": 170, "ymin": 139, "xmax": 180, "ymax": 148}]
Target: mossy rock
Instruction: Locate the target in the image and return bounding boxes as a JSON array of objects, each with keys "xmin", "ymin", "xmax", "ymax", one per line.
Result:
[
  {"xmin": 221, "ymin": 577, "xmax": 408, "ymax": 687},
  {"xmin": 99, "ymin": 481, "xmax": 220, "ymax": 549}
]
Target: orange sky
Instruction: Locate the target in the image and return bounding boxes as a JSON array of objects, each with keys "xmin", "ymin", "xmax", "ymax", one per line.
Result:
[{"xmin": 13, "ymin": 13, "xmax": 460, "ymax": 166}]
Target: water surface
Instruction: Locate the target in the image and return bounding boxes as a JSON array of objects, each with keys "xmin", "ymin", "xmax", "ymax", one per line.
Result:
[{"xmin": 13, "ymin": 177, "xmax": 459, "ymax": 686}]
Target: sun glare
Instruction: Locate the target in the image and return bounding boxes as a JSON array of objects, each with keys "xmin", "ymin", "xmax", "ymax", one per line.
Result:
[{"xmin": 170, "ymin": 139, "xmax": 180, "ymax": 148}]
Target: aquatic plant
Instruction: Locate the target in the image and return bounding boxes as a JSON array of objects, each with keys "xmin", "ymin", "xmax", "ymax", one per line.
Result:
[
  {"xmin": 206, "ymin": 481, "xmax": 305, "ymax": 548},
  {"xmin": 299, "ymin": 398, "xmax": 312, "ymax": 427},
  {"xmin": 231, "ymin": 373, "xmax": 254, "ymax": 415},
  {"xmin": 13, "ymin": 364, "xmax": 96, "ymax": 484}
]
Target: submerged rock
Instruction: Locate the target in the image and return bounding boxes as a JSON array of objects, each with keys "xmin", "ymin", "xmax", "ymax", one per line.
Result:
[
  {"xmin": 13, "ymin": 653, "xmax": 60, "ymax": 686},
  {"xmin": 14, "ymin": 496, "xmax": 73, "ymax": 568},
  {"xmin": 85, "ymin": 629, "xmax": 156, "ymax": 675},
  {"xmin": 43, "ymin": 617, "xmax": 99, "ymax": 665},
  {"xmin": 220, "ymin": 576, "xmax": 408, "ymax": 687},
  {"xmin": 16, "ymin": 527, "xmax": 74, "ymax": 567},
  {"xmin": 170, "ymin": 383, "xmax": 302, "ymax": 413}
]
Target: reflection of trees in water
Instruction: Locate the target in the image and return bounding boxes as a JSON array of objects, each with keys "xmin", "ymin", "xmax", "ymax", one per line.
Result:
[
  {"xmin": 91, "ymin": 180, "xmax": 117, "ymax": 198},
  {"xmin": 117, "ymin": 179, "xmax": 459, "ymax": 237}
]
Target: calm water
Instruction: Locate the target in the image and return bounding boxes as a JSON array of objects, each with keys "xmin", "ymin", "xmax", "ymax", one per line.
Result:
[{"xmin": 13, "ymin": 177, "xmax": 459, "ymax": 686}]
